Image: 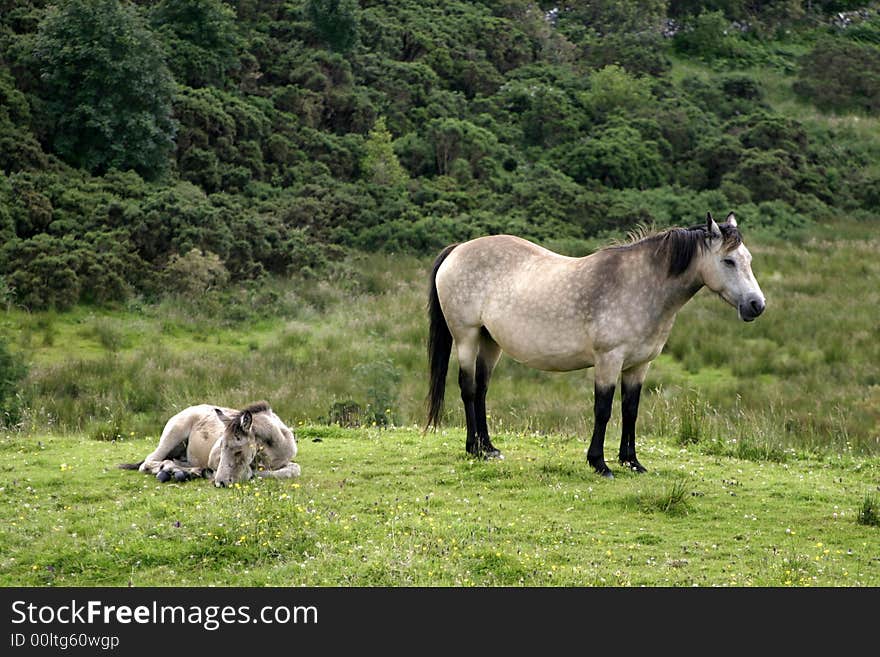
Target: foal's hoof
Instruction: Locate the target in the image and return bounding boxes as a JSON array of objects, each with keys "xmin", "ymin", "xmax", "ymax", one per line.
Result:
[
  {"xmin": 156, "ymin": 470, "xmax": 172, "ymax": 483},
  {"xmin": 173, "ymin": 470, "xmax": 188, "ymax": 482}
]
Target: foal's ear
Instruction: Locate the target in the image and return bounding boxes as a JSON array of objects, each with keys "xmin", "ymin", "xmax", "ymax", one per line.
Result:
[
  {"xmin": 239, "ymin": 410, "xmax": 253, "ymax": 433},
  {"xmin": 706, "ymin": 212, "xmax": 721, "ymax": 240},
  {"xmin": 214, "ymin": 408, "xmax": 233, "ymax": 426},
  {"xmin": 725, "ymin": 211, "xmax": 737, "ymax": 227}
]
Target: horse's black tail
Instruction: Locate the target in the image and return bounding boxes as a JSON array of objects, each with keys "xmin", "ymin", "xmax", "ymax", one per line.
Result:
[
  {"xmin": 426, "ymin": 243, "xmax": 458, "ymax": 431},
  {"xmin": 117, "ymin": 461, "xmax": 143, "ymax": 471}
]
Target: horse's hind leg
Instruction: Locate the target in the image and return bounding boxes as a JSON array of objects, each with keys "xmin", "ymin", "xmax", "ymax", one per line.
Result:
[
  {"xmin": 619, "ymin": 363, "xmax": 650, "ymax": 473},
  {"xmin": 139, "ymin": 421, "xmax": 197, "ymax": 482},
  {"xmin": 453, "ymin": 327, "xmax": 482, "ymax": 457},
  {"xmin": 475, "ymin": 330, "xmax": 502, "ymax": 458}
]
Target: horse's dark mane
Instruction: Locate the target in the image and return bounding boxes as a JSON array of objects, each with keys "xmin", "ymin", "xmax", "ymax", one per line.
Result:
[
  {"xmin": 607, "ymin": 223, "xmax": 742, "ymax": 277},
  {"xmin": 242, "ymin": 400, "xmax": 271, "ymax": 415}
]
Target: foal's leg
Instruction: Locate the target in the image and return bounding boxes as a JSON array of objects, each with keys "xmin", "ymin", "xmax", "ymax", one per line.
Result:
[
  {"xmin": 139, "ymin": 426, "xmax": 189, "ymax": 479},
  {"xmin": 255, "ymin": 463, "xmax": 302, "ymax": 479},
  {"xmin": 474, "ymin": 330, "xmax": 502, "ymax": 458},
  {"xmin": 587, "ymin": 352, "xmax": 623, "ymax": 478},
  {"xmin": 619, "ymin": 363, "xmax": 650, "ymax": 473}
]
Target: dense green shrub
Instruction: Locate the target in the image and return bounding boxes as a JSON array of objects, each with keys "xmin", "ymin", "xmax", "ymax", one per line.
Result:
[
  {"xmin": 794, "ymin": 37, "xmax": 880, "ymax": 114},
  {"xmin": 149, "ymin": 0, "xmax": 240, "ymax": 88},
  {"xmin": 306, "ymin": 0, "xmax": 360, "ymax": 52},
  {"xmin": 580, "ymin": 65, "xmax": 656, "ymax": 124},
  {"xmin": 555, "ymin": 124, "xmax": 667, "ymax": 190},
  {"xmin": 33, "ymin": 0, "xmax": 176, "ymax": 178},
  {"xmin": 0, "ymin": 336, "xmax": 27, "ymax": 427},
  {"xmin": 672, "ymin": 10, "xmax": 759, "ymax": 63}
]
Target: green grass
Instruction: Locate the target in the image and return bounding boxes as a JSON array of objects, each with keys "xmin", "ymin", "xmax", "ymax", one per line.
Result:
[
  {"xmin": 0, "ymin": 426, "xmax": 876, "ymax": 587},
  {"xmin": 1, "ymin": 226, "xmax": 878, "ymax": 587}
]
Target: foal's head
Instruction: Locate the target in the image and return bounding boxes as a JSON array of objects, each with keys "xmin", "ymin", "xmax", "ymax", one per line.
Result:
[
  {"xmin": 213, "ymin": 405, "xmax": 260, "ymax": 487},
  {"xmin": 697, "ymin": 212, "xmax": 766, "ymax": 322}
]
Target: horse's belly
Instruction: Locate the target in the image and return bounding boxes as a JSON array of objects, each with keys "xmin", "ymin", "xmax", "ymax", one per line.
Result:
[{"xmin": 486, "ymin": 318, "xmax": 594, "ymax": 372}]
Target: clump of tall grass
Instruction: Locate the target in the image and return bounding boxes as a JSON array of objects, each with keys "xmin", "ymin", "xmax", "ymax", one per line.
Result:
[
  {"xmin": 677, "ymin": 396, "xmax": 704, "ymax": 445},
  {"xmin": 857, "ymin": 494, "xmax": 879, "ymax": 527},
  {"xmin": 625, "ymin": 479, "xmax": 693, "ymax": 516}
]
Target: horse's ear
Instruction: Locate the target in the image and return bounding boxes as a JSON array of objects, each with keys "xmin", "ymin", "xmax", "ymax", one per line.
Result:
[
  {"xmin": 726, "ymin": 211, "xmax": 737, "ymax": 227},
  {"xmin": 239, "ymin": 410, "xmax": 253, "ymax": 432},
  {"xmin": 215, "ymin": 408, "xmax": 233, "ymax": 426},
  {"xmin": 706, "ymin": 212, "xmax": 721, "ymax": 240}
]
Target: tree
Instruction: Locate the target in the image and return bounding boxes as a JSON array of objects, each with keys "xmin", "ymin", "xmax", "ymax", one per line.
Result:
[
  {"xmin": 149, "ymin": 0, "xmax": 240, "ymax": 89},
  {"xmin": 361, "ymin": 117, "xmax": 408, "ymax": 189},
  {"xmin": 306, "ymin": 0, "xmax": 360, "ymax": 52},
  {"xmin": 34, "ymin": 0, "xmax": 176, "ymax": 179}
]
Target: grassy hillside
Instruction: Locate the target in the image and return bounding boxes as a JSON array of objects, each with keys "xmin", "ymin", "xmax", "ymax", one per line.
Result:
[
  {"xmin": 2, "ymin": 1, "xmax": 880, "ymax": 310},
  {"xmin": 0, "ymin": 426, "xmax": 877, "ymax": 587}
]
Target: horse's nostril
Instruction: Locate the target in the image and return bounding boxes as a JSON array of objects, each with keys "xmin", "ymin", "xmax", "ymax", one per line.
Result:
[{"xmin": 751, "ymin": 299, "xmax": 765, "ymax": 315}]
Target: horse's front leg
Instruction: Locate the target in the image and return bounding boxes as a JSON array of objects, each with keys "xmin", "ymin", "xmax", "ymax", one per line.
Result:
[
  {"xmin": 619, "ymin": 363, "xmax": 650, "ymax": 473},
  {"xmin": 587, "ymin": 353, "xmax": 623, "ymax": 478}
]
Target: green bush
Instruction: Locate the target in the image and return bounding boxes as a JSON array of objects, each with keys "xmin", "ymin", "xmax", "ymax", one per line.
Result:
[
  {"xmin": 34, "ymin": 0, "xmax": 176, "ymax": 178},
  {"xmin": 555, "ymin": 123, "xmax": 667, "ymax": 189},
  {"xmin": 794, "ymin": 38, "xmax": 880, "ymax": 115},
  {"xmin": 673, "ymin": 11, "xmax": 758, "ymax": 63},
  {"xmin": 0, "ymin": 337, "xmax": 27, "ymax": 427}
]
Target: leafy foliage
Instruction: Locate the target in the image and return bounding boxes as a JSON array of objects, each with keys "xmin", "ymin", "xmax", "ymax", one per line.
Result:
[
  {"xmin": 0, "ymin": 1, "xmax": 877, "ymax": 310},
  {"xmin": 0, "ymin": 336, "xmax": 27, "ymax": 426},
  {"xmin": 794, "ymin": 37, "xmax": 880, "ymax": 115},
  {"xmin": 33, "ymin": 0, "xmax": 176, "ymax": 178}
]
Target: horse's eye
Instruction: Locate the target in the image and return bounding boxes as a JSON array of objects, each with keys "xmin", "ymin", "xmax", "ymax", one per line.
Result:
[{"xmin": 723, "ymin": 258, "xmax": 736, "ymax": 267}]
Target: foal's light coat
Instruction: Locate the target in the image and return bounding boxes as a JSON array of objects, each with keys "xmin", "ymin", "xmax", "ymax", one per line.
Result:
[
  {"xmin": 123, "ymin": 402, "xmax": 300, "ymax": 487},
  {"xmin": 427, "ymin": 213, "xmax": 765, "ymax": 476}
]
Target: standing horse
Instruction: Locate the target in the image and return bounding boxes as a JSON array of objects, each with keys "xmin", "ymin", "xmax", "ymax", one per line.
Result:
[
  {"xmin": 426, "ymin": 212, "xmax": 765, "ymax": 477},
  {"xmin": 120, "ymin": 401, "xmax": 300, "ymax": 487}
]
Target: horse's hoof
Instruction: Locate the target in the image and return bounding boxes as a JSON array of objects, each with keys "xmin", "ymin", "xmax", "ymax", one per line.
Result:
[
  {"xmin": 588, "ymin": 457, "xmax": 613, "ymax": 478},
  {"xmin": 156, "ymin": 470, "xmax": 171, "ymax": 483},
  {"xmin": 481, "ymin": 444, "xmax": 504, "ymax": 460},
  {"xmin": 173, "ymin": 470, "xmax": 188, "ymax": 482},
  {"xmin": 621, "ymin": 460, "xmax": 647, "ymax": 473}
]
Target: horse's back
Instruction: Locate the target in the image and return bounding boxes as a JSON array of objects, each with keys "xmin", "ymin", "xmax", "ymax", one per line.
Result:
[{"xmin": 436, "ymin": 235, "xmax": 602, "ymax": 370}]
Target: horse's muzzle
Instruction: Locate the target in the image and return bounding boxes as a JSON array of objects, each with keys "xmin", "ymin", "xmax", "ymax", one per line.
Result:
[{"xmin": 739, "ymin": 296, "xmax": 765, "ymax": 322}]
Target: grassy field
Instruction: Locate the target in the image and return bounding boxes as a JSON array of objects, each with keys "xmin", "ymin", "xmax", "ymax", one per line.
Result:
[
  {"xmin": 0, "ymin": 425, "xmax": 877, "ymax": 587},
  {"xmin": 1, "ymin": 223, "xmax": 878, "ymax": 587},
  {"xmin": 3, "ymin": 222, "xmax": 879, "ymax": 456}
]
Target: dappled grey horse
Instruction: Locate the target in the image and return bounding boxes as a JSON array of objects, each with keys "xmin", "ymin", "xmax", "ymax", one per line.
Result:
[
  {"xmin": 427, "ymin": 212, "xmax": 765, "ymax": 477},
  {"xmin": 120, "ymin": 401, "xmax": 300, "ymax": 487}
]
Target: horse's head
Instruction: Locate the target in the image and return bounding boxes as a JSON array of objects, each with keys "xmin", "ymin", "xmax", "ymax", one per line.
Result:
[
  {"xmin": 698, "ymin": 212, "xmax": 765, "ymax": 322},
  {"xmin": 213, "ymin": 407, "xmax": 259, "ymax": 487}
]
